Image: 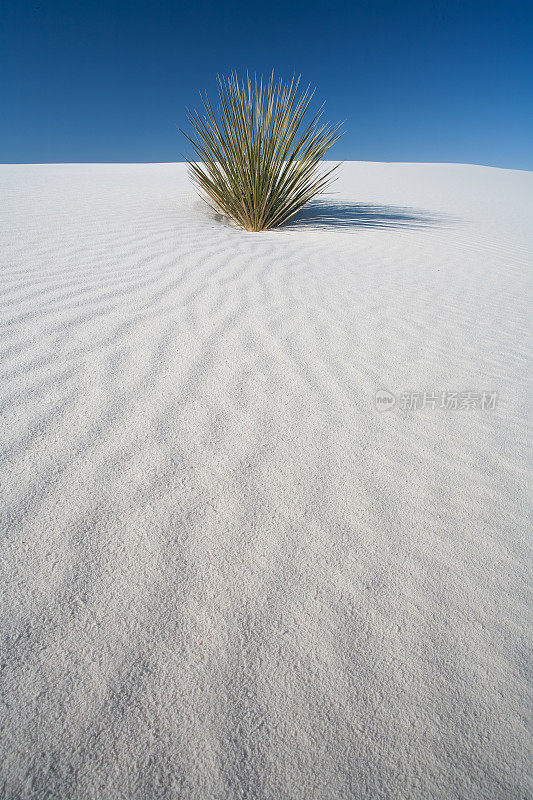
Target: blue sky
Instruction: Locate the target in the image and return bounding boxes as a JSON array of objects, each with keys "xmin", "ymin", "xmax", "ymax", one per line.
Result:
[{"xmin": 2, "ymin": 0, "xmax": 532, "ymax": 168}]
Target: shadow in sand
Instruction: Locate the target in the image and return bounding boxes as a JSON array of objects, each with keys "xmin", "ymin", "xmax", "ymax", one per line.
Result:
[{"xmin": 284, "ymin": 200, "xmax": 446, "ymax": 230}]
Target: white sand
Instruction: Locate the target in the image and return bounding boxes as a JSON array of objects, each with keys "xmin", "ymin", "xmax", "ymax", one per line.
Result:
[{"xmin": 0, "ymin": 161, "xmax": 531, "ymax": 799}]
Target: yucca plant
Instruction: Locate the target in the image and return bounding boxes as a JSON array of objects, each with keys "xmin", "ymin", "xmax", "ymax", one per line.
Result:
[{"xmin": 181, "ymin": 73, "xmax": 343, "ymax": 231}]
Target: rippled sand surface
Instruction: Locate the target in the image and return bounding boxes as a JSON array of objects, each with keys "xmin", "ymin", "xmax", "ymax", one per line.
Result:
[{"xmin": 1, "ymin": 162, "xmax": 532, "ymax": 799}]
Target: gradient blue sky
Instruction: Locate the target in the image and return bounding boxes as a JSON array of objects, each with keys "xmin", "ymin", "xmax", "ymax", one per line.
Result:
[{"xmin": 2, "ymin": 0, "xmax": 532, "ymax": 168}]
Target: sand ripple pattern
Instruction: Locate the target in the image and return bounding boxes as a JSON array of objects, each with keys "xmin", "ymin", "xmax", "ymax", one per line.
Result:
[{"xmin": 0, "ymin": 162, "xmax": 532, "ymax": 800}]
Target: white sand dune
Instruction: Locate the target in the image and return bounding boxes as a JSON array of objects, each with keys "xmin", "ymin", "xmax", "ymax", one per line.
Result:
[{"xmin": 0, "ymin": 161, "xmax": 532, "ymax": 799}]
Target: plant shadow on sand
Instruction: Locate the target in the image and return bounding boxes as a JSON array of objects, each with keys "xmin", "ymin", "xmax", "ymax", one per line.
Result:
[{"xmin": 283, "ymin": 199, "xmax": 447, "ymax": 230}]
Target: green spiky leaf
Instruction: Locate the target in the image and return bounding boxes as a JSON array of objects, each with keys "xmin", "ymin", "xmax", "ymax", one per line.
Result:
[{"xmin": 181, "ymin": 73, "xmax": 343, "ymax": 232}]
